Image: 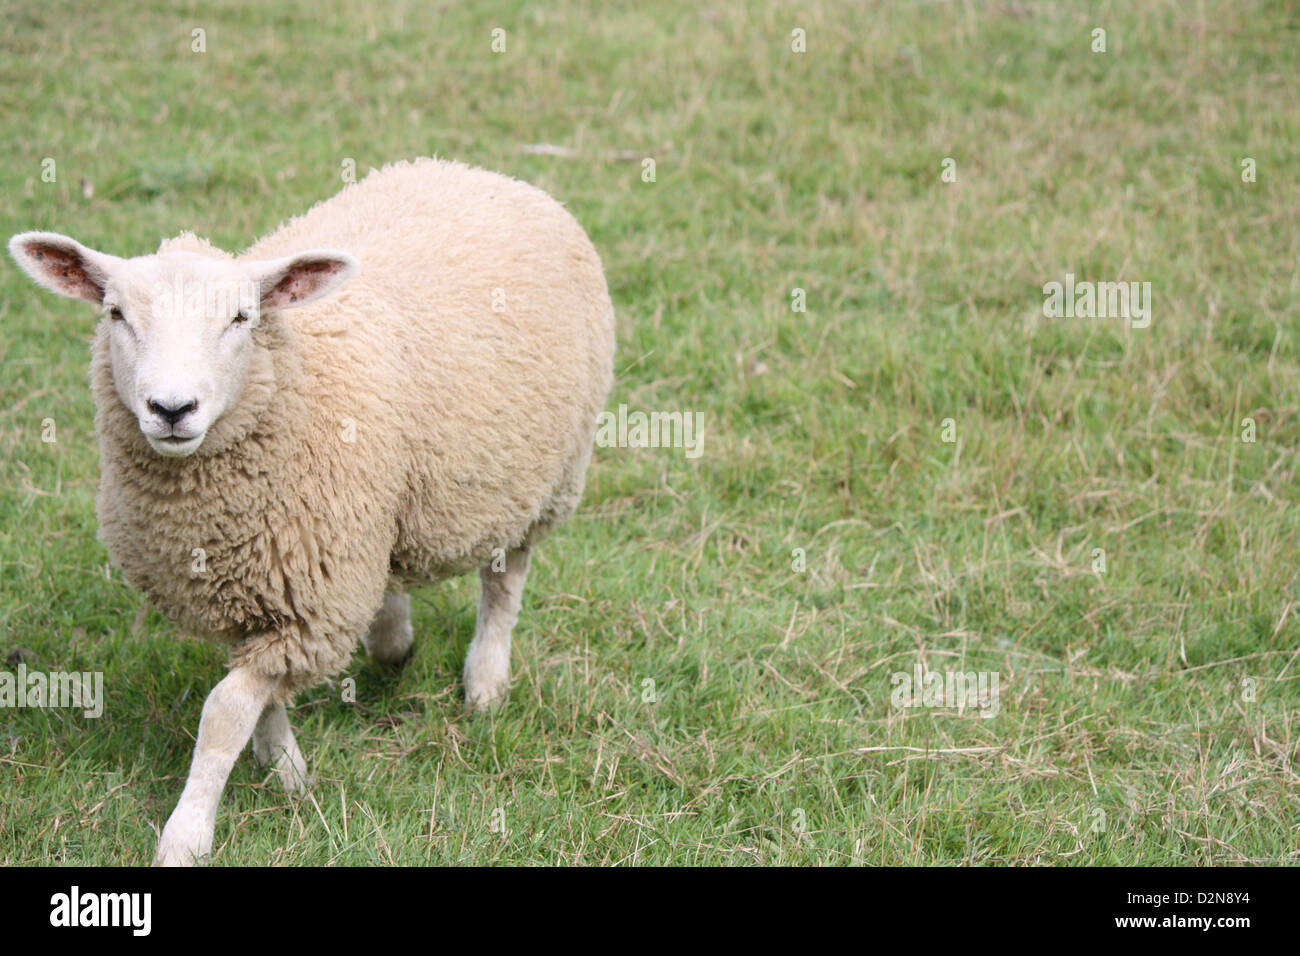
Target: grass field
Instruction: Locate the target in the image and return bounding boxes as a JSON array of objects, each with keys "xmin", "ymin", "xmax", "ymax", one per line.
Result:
[{"xmin": 1, "ymin": 0, "xmax": 1298, "ymax": 865}]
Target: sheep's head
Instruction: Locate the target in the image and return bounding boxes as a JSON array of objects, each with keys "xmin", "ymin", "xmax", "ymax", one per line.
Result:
[{"xmin": 8, "ymin": 232, "xmax": 357, "ymax": 458}]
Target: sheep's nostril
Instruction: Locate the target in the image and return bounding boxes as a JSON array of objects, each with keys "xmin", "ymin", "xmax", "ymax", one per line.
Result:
[{"xmin": 148, "ymin": 399, "xmax": 198, "ymax": 426}]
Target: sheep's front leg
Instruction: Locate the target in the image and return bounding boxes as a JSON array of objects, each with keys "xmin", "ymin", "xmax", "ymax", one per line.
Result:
[
  {"xmin": 463, "ymin": 546, "xmax": 530, "ymax": 711},
  {"xmin": 252, "ymin": 700, "xmax": 311, "ymax": 796},
  {"xmin": 155, "ymin": 665, "xmax": 278, "ymax": 866}
]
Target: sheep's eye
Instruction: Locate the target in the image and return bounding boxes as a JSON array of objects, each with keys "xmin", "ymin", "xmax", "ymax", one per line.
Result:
[
  {"xmin": 108, "ymin": 307, "xmax": 124, "ymax": 322},
  {"xmin": 232, "ymin": 310, "xmax": 250, "ymax": 326}
]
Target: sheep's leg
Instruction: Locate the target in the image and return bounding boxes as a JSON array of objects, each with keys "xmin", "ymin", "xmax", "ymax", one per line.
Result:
[
  {"xmin": 362, "ymin": 592, "xmax": 415, "ymax": 665},
  {"xmin": 154, "ymin": 665, "xmax": 278, "ymax": 867},
  {"xmin": 463, "ymin": 546, "xmax": 530, "ymax": 711},
  {"xmin": 252, "ymin": 700, "xmax": 312, "ymax": 796}
]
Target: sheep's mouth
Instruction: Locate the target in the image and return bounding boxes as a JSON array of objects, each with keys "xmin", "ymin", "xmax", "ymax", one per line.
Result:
[{"xmin": 146, "ymin": 432, "xmax": 205, "ymax": 458}]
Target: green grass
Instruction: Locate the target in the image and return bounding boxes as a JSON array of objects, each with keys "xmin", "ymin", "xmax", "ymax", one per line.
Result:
[{"xmin": 1, "ymin": 0, "xmax": 1298, "ymax": 865}]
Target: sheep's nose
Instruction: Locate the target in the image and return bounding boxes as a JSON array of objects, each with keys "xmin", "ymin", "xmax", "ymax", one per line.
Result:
[{"xmin": 148, "ymin": 398, "xmax": 198, "ymax": 425}]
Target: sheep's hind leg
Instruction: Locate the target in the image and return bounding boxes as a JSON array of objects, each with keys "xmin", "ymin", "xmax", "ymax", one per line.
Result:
[
  {"xmin": 252, "ymin": 700, "xmax": 312, "ymax": 796},
  {"xmin": 155, "ymin": 665, "xmax": 278, "ymax": 866},
  {"xmin": 362, "ymin": 592, "xmax": 415, "ymax": 665},
  {"xmin": 464, "ymin": 546, "xmax": 530, "ymax": 711}
]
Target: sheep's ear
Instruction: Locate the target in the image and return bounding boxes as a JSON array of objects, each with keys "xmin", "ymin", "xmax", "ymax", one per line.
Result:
[
  {"xmin": 248, "ymin": 249, "xmax": 359, "ymax": 310},
  {"xmin": 8, "ymin": 231, "xmax": 123, "ymax": 304}
]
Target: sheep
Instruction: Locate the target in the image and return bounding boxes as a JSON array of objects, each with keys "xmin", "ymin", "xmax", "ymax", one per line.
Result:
[{"xmin": 7, "ymin": 157, "xmax": 616, "ymax": 866}]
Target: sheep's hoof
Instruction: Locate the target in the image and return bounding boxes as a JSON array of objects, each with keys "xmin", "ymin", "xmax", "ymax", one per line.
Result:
[
  {"xmin": 154, "ymin": 815, "xmax": 211, "ymax": 867},
  {"xmin": 272, "ymin": 765, "xmax": 315, "ymax": 798},
  {"xmin": 374, "ymin": 645, "xmax": 415, "ymax": 671},
  {"xmin": 153, "ymin": 845, "xmax": 203, "ymax": 867},
  {"xmin": 464, "ymin": 681, "xmax": 509, "ymax": 713},
  {"xmin": 363, "ymin": 598, "xmax": 415, "ymax": 665},
  {"xmin": 252, "ymin": 737, "xmax": 313, "ymax": 797},
  {"xmin": 260, "ymin": 752, "xmax": 313, "ymax": 797},
  {"xmin": 463, "ymin": 645, "xmax": 510, "ymax": 713}
]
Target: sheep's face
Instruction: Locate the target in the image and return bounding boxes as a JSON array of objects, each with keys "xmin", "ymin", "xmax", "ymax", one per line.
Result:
[{"xmin": 8, "ymin": 232, "xmax": 357, "ymax": 458}]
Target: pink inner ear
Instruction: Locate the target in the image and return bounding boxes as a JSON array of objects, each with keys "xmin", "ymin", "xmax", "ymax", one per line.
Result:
[
  {"xmin": 266, "ymin": 260, "xmax": 344, "ymax": 306},
  {"xmin": 27, "ymin": 242, "xmax": 103, "ymax": 300}
]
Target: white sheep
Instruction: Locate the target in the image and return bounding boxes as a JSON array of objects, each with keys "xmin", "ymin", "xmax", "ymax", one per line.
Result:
[{"xmin": 8, "ymin": 158, "xmax": 615, "ymax": 865}]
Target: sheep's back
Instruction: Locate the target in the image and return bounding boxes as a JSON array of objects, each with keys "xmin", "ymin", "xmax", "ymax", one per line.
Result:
[{"xmin": 244, "ymin": 159, "xmax": 615, "ymax": 576}]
